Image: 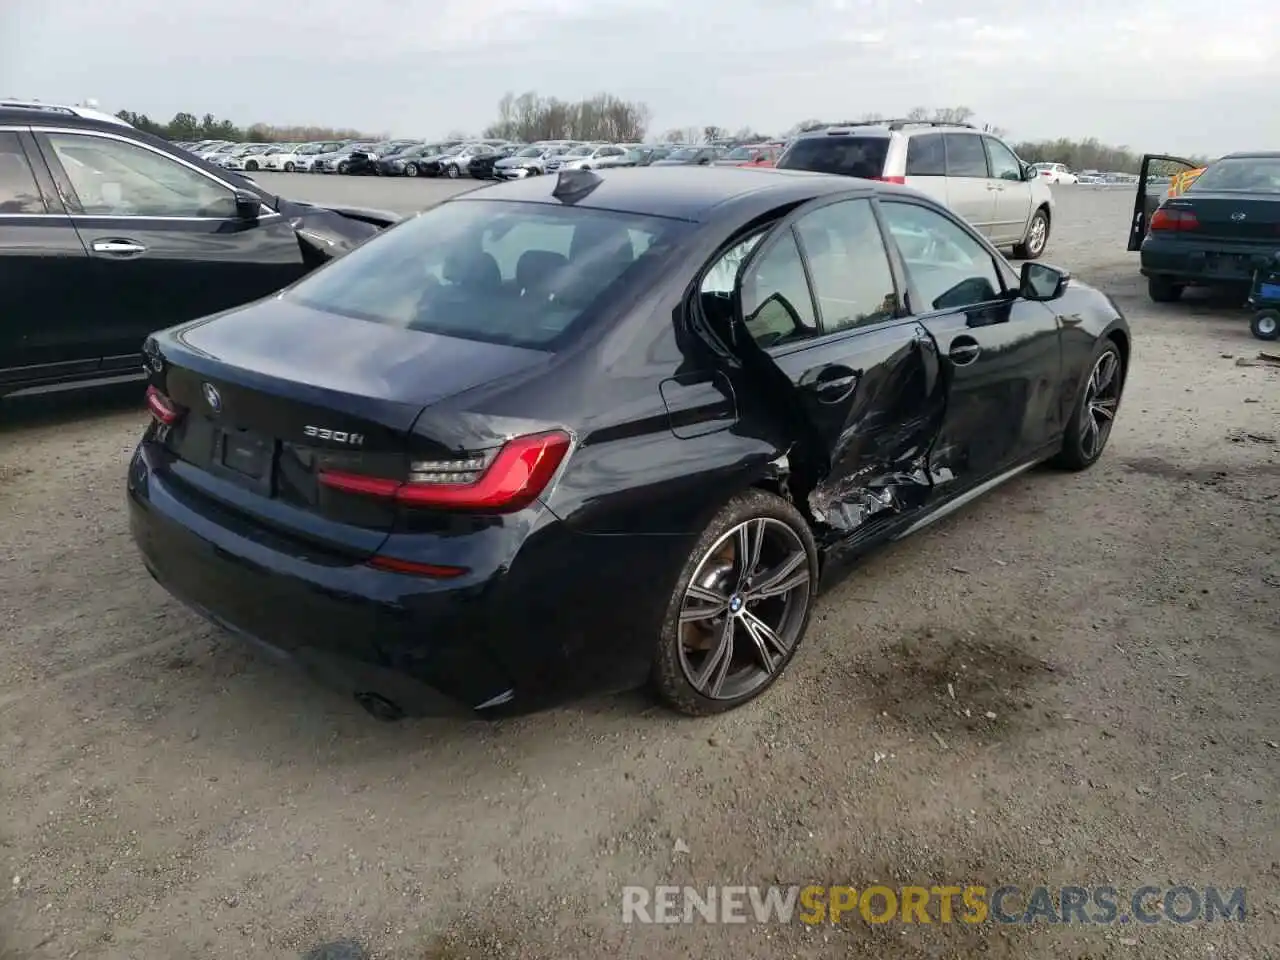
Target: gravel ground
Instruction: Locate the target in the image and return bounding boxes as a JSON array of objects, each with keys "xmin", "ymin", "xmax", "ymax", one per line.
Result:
[{"xmin": 1, "ymin": 180, "xmax": 1277, "ymax": 960}]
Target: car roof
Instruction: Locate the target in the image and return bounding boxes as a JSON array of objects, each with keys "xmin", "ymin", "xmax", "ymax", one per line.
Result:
[
  {"xmin": 1219, "ymin": 151, "xmax": 1280, "ymax": 160},
  {"xmin": 0, "ymin": 103, "xmax": 133, "ymax": 129},
  {"xmin": 451, "ymin": 166, "xmax": 890, "ymax": 222}
]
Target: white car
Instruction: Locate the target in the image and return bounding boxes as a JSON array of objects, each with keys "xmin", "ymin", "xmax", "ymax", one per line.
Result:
[
  {"xmin": 260, "ymin": 143, "xmax": 309, "ymax": 172},
  {"xmin": 1032, "ymin": 162, "xmax": 1078, "ymax": 185}
]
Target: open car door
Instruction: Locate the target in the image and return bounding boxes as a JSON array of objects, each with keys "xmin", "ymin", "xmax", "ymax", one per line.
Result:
[{"xmin": 1128, "ymin": 154, "xmax": 1200, "ymax": 251}]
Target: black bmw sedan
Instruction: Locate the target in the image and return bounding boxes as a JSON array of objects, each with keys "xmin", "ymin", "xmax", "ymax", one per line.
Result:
[{"xmin": 129, "ymin": 167, "xmax": 1130, "ymax": 720}]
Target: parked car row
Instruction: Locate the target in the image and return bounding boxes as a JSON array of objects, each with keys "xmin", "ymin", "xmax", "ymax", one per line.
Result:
[{"xmin": 169, "ymin": 136, "xmax": 792, "ymax": 181}]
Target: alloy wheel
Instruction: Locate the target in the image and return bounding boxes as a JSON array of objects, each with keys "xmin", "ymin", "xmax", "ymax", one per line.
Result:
[
  {"xmin": 1080, "ymin": 350, "xmax": 1121, "ymax": 461},
  {"xmin": 676, "ymin": 518, "xmax": 812, "ymax": 701},
  {"xmin": 1027, "ymin": 214, "xmax": 1048, "ymax": 256},
  {"xmin": 405, "ymin": 164, "xmax": 418, "ymax": 177},
  {"xmin": 447, "ymin": 164, "xmax": 460, "ymax": 178}
]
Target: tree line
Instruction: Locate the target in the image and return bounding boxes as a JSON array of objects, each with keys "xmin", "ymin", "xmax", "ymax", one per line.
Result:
[
  {"xmin": 114, "ymin": 99, "xmax": 1210, "ymax": 172},
  {"xmin": 113, "ymin": 110, "xmax": 380, "ymax": 143}
]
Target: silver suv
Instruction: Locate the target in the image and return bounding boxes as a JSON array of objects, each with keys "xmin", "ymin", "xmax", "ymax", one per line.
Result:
[{"xmin": 776, "ymin": 120, "xmax": 1054, "ymax": 259}]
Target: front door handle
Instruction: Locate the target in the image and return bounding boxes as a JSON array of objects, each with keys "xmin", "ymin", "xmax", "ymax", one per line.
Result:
[
  {"xmin": 91, "ymin": 239, "xmax": 147, "ymax": 257},
  {"xmin": 948, "ymin": 337, "xmax": 981, "ymax": 365}
]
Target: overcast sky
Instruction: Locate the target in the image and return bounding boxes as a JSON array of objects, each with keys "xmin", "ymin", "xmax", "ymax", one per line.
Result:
[{"xmin": 3, "ymin": 0, "xmax": 1275, "ymax": 155}]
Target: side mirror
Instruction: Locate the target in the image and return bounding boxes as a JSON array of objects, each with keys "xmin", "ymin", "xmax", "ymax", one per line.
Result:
[
  {"xmin": 233, "ymin": 190, "xmax": 261, "ymax": 221},
  {"xmin": 1020, "ymin": 262, "xmax": 1070, "ymax": 301},
  {"xmin": 1022, "ymin": 163, "xmax": 1038, "ymax": 182}
]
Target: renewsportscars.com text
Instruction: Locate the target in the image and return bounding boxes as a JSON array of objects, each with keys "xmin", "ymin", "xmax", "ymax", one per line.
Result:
[{"xmin": 621, "ymin": 884, "xmax": 1247, "ymax": 925}]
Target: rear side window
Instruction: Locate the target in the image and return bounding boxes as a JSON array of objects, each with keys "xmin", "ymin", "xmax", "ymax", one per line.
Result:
[
  {"xmin": 905, "ymin": 133, "xmax": 945, "ymax": 176},
  {"xmin": 777, "ymin": 136, "xmax": 890, "ymax": 179},
  {"xmin": 0, "ymin": 132, "xmax": 45, "ymax": 214},
  {"xmin": 944, "ymin": 134, "xmax": 989, "ymax": 178},
  {"xmin": 286, "ymin": 199, "xmax": 690, "ymax": 351}
]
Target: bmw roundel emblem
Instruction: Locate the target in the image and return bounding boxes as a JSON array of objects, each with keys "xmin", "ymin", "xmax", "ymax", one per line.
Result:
[{"xmin": 202, "ymin": 382, "xmax": 222, "ymax": 413}]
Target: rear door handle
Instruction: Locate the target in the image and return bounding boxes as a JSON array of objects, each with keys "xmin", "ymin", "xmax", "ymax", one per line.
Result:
[
  {"xmin": 948, "ymin": 337, "xmax": 981, "ymax": 365},
  {"xmin": 807, "ymin": 366, "xmax": 859, "ymax": 404},
  {"xmin": 91, "ymin": 239, "xmax": 147, "ymax": 257}
]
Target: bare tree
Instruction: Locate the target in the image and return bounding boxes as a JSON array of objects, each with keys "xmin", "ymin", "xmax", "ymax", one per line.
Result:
[{"xmin": 482, "ymin": 90, "xmax": 652, "ymax": 143}]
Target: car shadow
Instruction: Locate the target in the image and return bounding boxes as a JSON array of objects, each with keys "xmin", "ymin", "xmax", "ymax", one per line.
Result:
[{"xmin": 0, "ymin": 381, "xmax": 144, "ymax": 432}]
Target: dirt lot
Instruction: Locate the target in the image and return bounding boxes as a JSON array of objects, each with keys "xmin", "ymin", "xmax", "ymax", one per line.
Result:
[{"xmin": 1, "ymin": 181, "xmax": 1277, "ymax": 960}]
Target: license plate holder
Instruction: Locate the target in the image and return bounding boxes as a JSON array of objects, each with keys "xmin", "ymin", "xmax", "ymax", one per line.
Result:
[
  {"xmin": 1204, "ymin": 253, "xmax": 1247, "ymax": 276},
  {"xmin": 215, "ymin": 428, "xmax": 276, "ymax": 491}
]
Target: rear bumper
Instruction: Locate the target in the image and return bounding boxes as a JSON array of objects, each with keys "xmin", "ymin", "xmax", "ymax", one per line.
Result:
[
  {"xmin": 1140, "ymin": 236, "xmax": 1277, "ymax": 284},
  {"xmin": 126, "ymin": 442, "xmax": 687, "ymax": 716}
]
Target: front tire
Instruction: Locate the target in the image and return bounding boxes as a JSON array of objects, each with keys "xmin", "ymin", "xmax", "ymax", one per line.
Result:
[
  {"xmin": 284, "ymin": 162, "xmax": 294, "ymax": 172},
  {"xmin": 1012, "ymin": 207, "xmax": 1050, "ymax": 260},
  {"xmin": 652, "ymin": 489, "xmax": 818, "ymax": 716},
  {"xmin": 404, "ymin": 163, "xmax": 418, "ymax": 177},
  {"xmin": 1147, "ymin": 276, "xmax": 1183, "ymax": 302},
  {"xmin": 1252, "ymin": 309, "xmax": 1280, "ymax": 341},
  {"xmin": 245, "ymin": 160, "xmax": 259, "ymax": 172},
  {"xmin": 446, "ymin": 164, "xmax": 460, "ymax": 179},
  {"xmin": 1052, "ymin": 340, "xmax": 1124, "ymax": 471},
  {"xmin": 337, "ymin": 160, "xmax": 350, "ymax": 174}
]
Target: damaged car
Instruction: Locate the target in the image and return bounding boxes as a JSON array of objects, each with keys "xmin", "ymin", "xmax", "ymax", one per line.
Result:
[
  {"xmin": 128, "ymin": 167, "xmax": 1130, "ymax": 723},
  {"xmin": 0, "ymin": 107, "xmax": 398, "ymax": 398}
]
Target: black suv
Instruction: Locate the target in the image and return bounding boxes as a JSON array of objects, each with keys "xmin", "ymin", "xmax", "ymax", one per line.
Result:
[{"xmin": 0, "ymin": 102, "xmax": 399, "ymax": 399}]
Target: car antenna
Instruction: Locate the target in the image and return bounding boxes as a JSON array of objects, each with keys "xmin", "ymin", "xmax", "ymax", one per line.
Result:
[{"xmin": 552, "ymin": 168, "xmax": 602, "ymax": 204}]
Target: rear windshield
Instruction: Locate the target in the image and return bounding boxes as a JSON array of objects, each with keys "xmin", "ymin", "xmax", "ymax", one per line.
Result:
[
  {"xmin": 724, "ymin": 147, "xmax": 753, "ymax": 160},
  {"xmin": 1188, "ymin": 157, "xmax": 1280, "ymax": 194},
  {"xmin": 777, "ymin": 136, "xmax": 889, "ymax": 178},
  {"xmin": 286, "ymin": 199, "xmax": 691, "ymax": 351}
]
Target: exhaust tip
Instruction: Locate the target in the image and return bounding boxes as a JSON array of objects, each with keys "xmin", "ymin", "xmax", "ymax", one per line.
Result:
[{"xmin": 354, "ymin": 692, "xmax": 405, "ymax": 722}]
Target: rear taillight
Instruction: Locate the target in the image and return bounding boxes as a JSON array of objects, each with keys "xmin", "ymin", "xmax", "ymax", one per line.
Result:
[
  {"xmin": 1149, "ymin": 208, "xmax": 1199, "ymax": 232},
  {"xmin": 145, "ymin": 385, "xmax": 183, "ymax": 425},
  {"xmin": 318, "ymin": 430, "xmax": 572, "ymax": 513},
  {"xmin": 874, "ymin": 175, "xmax": 906, "ymax": 185}
]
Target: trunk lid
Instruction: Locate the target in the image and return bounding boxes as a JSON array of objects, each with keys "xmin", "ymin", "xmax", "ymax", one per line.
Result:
[
  {"xmin": 148, "ymin": 298, "xmax": 551, "ymax": 551},
  {"xmin": 1168, "ymin": 192, "xmax": 1280, "ymax": 242}
]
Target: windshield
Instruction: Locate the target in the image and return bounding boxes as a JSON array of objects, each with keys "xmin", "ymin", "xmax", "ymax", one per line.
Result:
[
  {"xmin": 666, "ymin": 148, "xmax": 700, "ymax": 161},
  {"xmin": 286, "ymin": 199, "xmax": 690, "ymax": 351},
  {"xmin": 1188, "ymin": 157, "xmax": 1280, "ymax": 194},
  {"xmin": 438, "ymin": 146, "xmax": 463, "ymax": 157},
  {"xmin": 724, "ymin": 147, "xmax": 754, "ymax": 160},
  {"xmin": 516, "ymin": 146, "xmax": 544, "ymax": 157},
  {"xmin": 776, "ymin": 136, "xmax": 889, "ymax": 178},
  {"xmin": 565, "ymin": 146, "xmax": 593, "ymax": 157}
]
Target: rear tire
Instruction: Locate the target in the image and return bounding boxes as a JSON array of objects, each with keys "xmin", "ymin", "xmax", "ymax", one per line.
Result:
[
  {"xmin": 337, "ymin": 160, "xmax": 350, "ymax": 174},
  {"xmin": 245, "ymin": 160, "xmax": 259, "ymax": 171},
  {"xmin": 1012, "ymin": 207, "xmax": 1050, "ymax": 260},
  {"xmin": 1251, "ymin": 309, "xmax": 1280, "ymax": 341},
  {"xmin": 1147, "ymin": 276, "xmax": 1183, "ymax": 303},
  {"xmin": 284, "ymin": 162, "xmax": 295, "ymax": 172},
  {"xmin": 404, "ymin": 164, "xmax": 418, "ymax": 177},
  {"xmin": 651, "ymin": 489, "xmax": 818, "ymax": 716},
  {"xmin": 446, "ymin": 164, "xmax": 460, "ymax": 179},
  {"xmin": 1052, "ymin": 340, "xmax": 1125, "ymax": 471}
]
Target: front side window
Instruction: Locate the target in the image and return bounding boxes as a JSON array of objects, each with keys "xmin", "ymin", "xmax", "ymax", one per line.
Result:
[
  {"xmin": 286, "ymin": 199, "xmax": 689, "ymax": 350},
  {"xmin": 45, "ymin": 133, "xmax": 236, "ymax": 218},
  {"xmin": 983, "ymin": 137, "xmax": 1023, "ymax": 181},
  {"xmin": 793, "ymin": 199, "xmax": 897, "ymax": 332},
  {"xmin": 943, "ymin": 134, "xmax": 989, "ymax": 178},
  {"xmin": 0, "ymin": 132, "xmax": 45, "ymax": 214},
  {"xmin": 878, "ymin": 201, "xmax": 1004, "ymax": 312}
]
